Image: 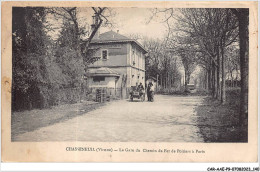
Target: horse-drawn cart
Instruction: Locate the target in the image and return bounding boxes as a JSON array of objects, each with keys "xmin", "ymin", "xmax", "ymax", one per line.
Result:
[{"xmin": 129, "ymin": 86, "xmax": 145, "ymax": 102}]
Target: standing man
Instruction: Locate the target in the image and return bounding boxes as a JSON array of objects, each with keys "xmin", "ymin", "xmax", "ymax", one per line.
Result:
[{"xmin": 147, "ymin": 82, "xmax": 154, "ymax": 101}]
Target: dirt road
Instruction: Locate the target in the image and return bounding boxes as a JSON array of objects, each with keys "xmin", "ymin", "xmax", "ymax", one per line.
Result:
[{"xmin": 14, "ymin": 95, "xmax": 205, "ymax": 142}]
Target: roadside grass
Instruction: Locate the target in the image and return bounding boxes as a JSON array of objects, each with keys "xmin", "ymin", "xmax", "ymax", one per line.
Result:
[
  {"xmin": 11, "ymin": 100, "xmax": 106, "ymax": 141},
  {"xmin": 195, "ymin": 87, "xmax": 247, "ymax": 142}
]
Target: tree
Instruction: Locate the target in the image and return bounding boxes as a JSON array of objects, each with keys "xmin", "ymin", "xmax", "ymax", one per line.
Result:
[
  {"xmin": 150, "ymin": 7, "xmax": 248, "ymax": 126},
  {"xmin": 225, "ymin": 46, "xmax": 240, "ymax": 87},
  {"xmin": 12, "ymin": 7, "xmax": 57, "ymax": 110},
  {"xmin": 143, "ymin": 38, "xmax": 181, "ymax": 91},
  {"xmin": 12, "ymin": 7, "xmax": 114, "ymax": 110},
  {"xmin": 50, "ymin": 7, "xmax": 113, "ymax": 102},
  {"xmin": 177, "ymin": 47, "xmax": 197, "ymax": 91},
  {"xmin": 152, "ymin": 8, "xmax": 238, "ymax": 100},
  {"xmin": 48, "ymin": 7, "xmax": 111, "ymax": 60},
  {"xmin": 230, "ymin": 9, "xmax": 249, "ymax": 126}
]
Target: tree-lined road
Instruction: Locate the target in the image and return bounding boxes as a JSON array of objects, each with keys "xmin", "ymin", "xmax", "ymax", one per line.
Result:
[{"xmin": 14, "ymin": 95, "xmax": 205, "ymax": 142}]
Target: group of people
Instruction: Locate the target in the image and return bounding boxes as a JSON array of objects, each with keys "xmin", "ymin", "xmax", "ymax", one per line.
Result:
[{"xmin": 136, "ymin": 82, "xmax": 154, "ymax": 102}]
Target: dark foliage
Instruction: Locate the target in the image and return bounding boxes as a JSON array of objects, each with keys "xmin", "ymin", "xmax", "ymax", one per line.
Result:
[{"xmin": 12, "ymin": 7, "xmax": 85, "ymax": 111}]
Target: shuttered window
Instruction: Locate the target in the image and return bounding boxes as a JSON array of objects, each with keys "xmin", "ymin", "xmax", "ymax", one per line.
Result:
[{"xmin": 102, "ymin": 50, "xmax": 108, "ymax": 60}]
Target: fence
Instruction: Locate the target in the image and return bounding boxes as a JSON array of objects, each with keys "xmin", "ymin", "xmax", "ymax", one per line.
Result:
[
  {"xmin": 86, "ymin": 87, "xmax": 123, "ymax": 102},
  {"xmin": 12, "ymin": 85, "xmax": 129, "ymax": 111}
]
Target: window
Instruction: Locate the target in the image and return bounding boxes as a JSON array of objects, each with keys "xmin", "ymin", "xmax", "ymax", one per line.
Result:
[
  {"xmin": 132, "ymin": 50, "xmax": 135, "ymax": 65},
  {"xmin": 102, "ymin": 50, "xmax": 108, "ymax": 60},
  {"xmin": 93, "ymin": 76, "xmax": 105, "ymax": 82}
]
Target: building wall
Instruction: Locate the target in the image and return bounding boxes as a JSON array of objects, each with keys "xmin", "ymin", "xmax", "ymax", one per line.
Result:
[
  {"xmin": 129, "ymin": 43, "xmax": 145, "ymax": 87},
  {"xmin": 89, "ymin": 42, "xmax": 145, "ymax": 71},
  {"xmin": 129, "ymin": 43, "xmax": 145, "ymax": 71},
  {"xmin": 129, "ymin": 67, "xmax": 145, "ymax": 87},
  {"xmin": 88, "ymin": 76, "xmax": 117, "ymax": 88},
  {"xmin": 109, "ymin": 67, "xmax": 127, "ymax": 88},
  {"xmin": 88, "ymin": 42, "xmax": 146, "ymax": 98},
  {"xmin": 88, "ymin": 43, "xmax": 128, "ymax": 67}
]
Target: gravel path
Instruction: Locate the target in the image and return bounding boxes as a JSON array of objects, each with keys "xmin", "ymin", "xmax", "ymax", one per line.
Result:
[{"xmin": 13, "ymin": 95, "xmax": 205, "ymax": 142}]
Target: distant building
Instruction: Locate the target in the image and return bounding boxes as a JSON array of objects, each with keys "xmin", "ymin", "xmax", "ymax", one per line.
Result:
[
  {"xmin": 87, "ymin": 30, "xmax": 147, "ymax": 98},
  {"xmin": 225, "ymin": 70, "xmax": 241, "ymax": 87}
]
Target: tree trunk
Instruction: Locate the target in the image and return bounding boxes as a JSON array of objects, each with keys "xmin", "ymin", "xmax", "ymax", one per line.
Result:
[
  {"xmin": 238, "ymin": 10, "xmax": 249, "ymax": 126},
  {"xmin": 205, "ymin": 70, "xmax": 208, "ymax": 90},
  {"xmin": 216, "ymin": 48, "xmax": 220, "ymax": 99},
  {"xmin": 184, "ymin": 70, "xmax": 188, "ymax": 92},
  {"xmin": 206, "ymin": 70, "xmax": 208, "ymax": 90},
  {"xmin": 156, "ymin": 74, "xmax": 159, "ymax": 92},
  {"xmin": 208, "ymin": 68, "xmax": 211, "ymax": 91},
  {"xmin": 231, "ymin": 72, "xmax": 234, "ymax": 87},
  {"xmin": 214, "ymin": 64, "xmax": 218, "ymax": 98},
  {"xmin": 160, "ymin": 73, "xmax": 163, "ymax": 88},
  {"xmin": 164, "ymin": 74, "xmax": 167, "ymax": 89},
  {"xmin": 235, "ymin": 65, "xmax": 239, "ymax": 87},
  {"xmin": 221, "ymin": 46, "xmax": 226, "ymax": 104},
  {"xmin": 212, "ymin": 63, "xmax": 216, "ymax": 97},
  {"xmin": 231, "ymin": 8, "xmax": 249, "ymax": 127}
]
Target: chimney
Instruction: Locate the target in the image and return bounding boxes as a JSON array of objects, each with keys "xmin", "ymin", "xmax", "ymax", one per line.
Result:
[
  {"xmin": 91, "ymin": 13, "xmax": 100, "ymax": 38},
  {"xmin": 91, "ymin": 14, "xmax": 96, "ymax": 32}
]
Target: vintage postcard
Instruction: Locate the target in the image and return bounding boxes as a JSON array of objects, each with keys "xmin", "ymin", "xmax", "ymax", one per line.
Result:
[{"xmin": 1, "ymin": 1, "xmax": 258, "ymax": 162}]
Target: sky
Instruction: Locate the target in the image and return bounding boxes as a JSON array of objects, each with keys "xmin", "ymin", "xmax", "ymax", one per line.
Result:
[
  {"xmin": 100, "ymin": 8, "xmax": 169, "ymax": 40},
  {"xmin": 47, "ymin": 7, "xmax": 169, "ymax": 41}
]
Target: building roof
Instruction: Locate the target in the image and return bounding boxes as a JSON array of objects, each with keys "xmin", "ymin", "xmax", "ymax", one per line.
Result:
[
  {"xmin": 91, "ymin": 31, "xmax": 148, "ymax": 53},
  {"xmin": 92, "ymin": 30, "xmax": 129, "ymax": 41},
  {"xmin": 88, "ymin": 67, "xmax": 120, "ymax": 77}
]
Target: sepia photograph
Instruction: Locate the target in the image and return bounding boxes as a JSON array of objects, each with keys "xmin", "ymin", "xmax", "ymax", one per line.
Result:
[
  {"xmin": 2, "ymin": 1, "xmax": 258, "ymax": 163},
  {"xmin": 11, "ymin": 6, "xmax": 249, "ymax": 142}
]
